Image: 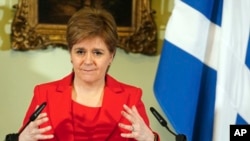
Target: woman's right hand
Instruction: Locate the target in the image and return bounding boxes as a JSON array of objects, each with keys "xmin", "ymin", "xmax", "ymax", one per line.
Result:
[{"xmin": 19, "ymin": 113, "xmax": 54, "ymax": 141}]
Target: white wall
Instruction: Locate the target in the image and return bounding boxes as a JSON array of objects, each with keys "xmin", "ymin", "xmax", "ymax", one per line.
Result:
[{"xmin": 0, "ymin": 0, "xmax": 175, "ymax": 140}]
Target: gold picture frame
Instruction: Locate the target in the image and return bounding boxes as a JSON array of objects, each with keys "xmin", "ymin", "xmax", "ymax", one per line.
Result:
[{"xmin": 11, "ymin": 0, "xmax": 157, "ymax": 55}]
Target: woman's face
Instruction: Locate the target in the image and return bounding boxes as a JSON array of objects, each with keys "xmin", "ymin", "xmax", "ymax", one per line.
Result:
[{"xmin": 70, "ymin": 36, "xmax": 114, "ymax": 84}]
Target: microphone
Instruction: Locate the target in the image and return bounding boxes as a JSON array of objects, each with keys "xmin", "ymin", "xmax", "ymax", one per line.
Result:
[
  {"xmin": 19, "ymin": 102, "xmax": 47, "ymax": 134},
  {"xmin": 150, "ymin": 107, "xmax": 187, "ymax": 141},
  {"xmin": 150, "ymin": 107, "xmax": 176, "ymax": 136}
]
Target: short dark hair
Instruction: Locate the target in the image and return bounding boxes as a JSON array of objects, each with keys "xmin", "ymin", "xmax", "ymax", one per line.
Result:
[{"xmin": 66, "ymin": 7, "xmax": 118, "ymax": 54}]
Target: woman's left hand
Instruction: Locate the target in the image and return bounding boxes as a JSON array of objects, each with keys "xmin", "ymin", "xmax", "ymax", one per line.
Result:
[{"xmin": 119, "ymin": 104, "xmax": 155, "ymax": 141}]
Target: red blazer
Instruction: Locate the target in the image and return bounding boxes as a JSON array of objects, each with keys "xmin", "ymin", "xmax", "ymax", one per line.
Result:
[{"xmin": 21, "ymin": 73, "xmax": 158, "ymax": 141}]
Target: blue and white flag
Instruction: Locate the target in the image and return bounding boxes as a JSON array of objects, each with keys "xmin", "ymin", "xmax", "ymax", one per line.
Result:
[{"xmin": 154, "ymin": 0, "xmax": 250, "ymax": 141}]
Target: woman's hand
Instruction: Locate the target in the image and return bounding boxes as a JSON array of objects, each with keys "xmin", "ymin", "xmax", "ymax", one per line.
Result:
[
  {"xmin": 119, "ymin": 104, "xmax": 155, "ymax": 141},
  {"xmin": 19, "ymin": 112, "xmax": 54, "ymax": 141}
]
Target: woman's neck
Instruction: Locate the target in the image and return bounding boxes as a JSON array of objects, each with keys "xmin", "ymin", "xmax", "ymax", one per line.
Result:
[{"xmin": 72, "ymin": 77, "xmax": 105, "ymax": 107}]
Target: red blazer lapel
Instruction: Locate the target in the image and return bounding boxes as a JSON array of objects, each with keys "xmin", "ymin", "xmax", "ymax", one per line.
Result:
[
  {"xmin": 101, "ymin": 86, "xmax": 128, "ymax": 123},
  {"xmin": 99, "ymin": 75, "xmax": 132, "ymax": 136}
]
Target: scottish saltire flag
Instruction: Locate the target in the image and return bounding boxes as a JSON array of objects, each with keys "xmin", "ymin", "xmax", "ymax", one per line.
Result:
[{"xmin": 153, "ymin": 0, "xmax": 250, "ymax": 141}]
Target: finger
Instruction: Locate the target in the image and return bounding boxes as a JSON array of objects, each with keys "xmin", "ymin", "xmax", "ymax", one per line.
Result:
[
  {"xmin": 36, "ymin": 134, "xmax": 54, "ymax": 140},
  {"xmin": 131, "ymin": 106, "xmax": 143, "ymax": 120},
  {"xmin": 37, "ymin": 112, "xmax": 47, "ymax": 119},
  {"xmin": 32, "ymin": 132, "xmax": 54, "ymax": 140},
  {"xmin": 123, "ymin": 104, "xmax": 133, "ymax": 114},
  {"xmin": 122, "ymin": 105, "xmax": 136, "ymax": 122},
  {"xmin": 131, "ymin": 106, "xmax": 138, "ymax": 114},
  {"xmin": 120, "ymin": 132, "xmax": 134, "ymax": 138},
  {"xmin": 119, "ymin": 123, "xmax": 133, "ymax": 131},
  {"xmin": 121, "ymin": 110, "xmax": 134, "ymax": 123},
  {"xmin": 28, "ymin": 125, "xmax": 53, "ymax": 139},
  {"xmin": 31, "ymin": 116, "xmax": 49, "ymax": 127},
  {"xmin": 37, "ymin": 125, "xmax": 52, "ymax": 134}
]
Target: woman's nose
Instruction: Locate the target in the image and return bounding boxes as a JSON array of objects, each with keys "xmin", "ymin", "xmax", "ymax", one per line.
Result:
[{"xmin": 83, "ymin": 52, "xmax": 94, "ymax": 65}]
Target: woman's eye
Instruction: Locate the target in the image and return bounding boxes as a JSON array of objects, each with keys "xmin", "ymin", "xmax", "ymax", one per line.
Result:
[
  {"xmin": 94, "ymin": 51, "xmax": 103, "ymax": 56},
  {"xmin": 76, "ymin": 50, "xmax": 84, "ymax": 55}
]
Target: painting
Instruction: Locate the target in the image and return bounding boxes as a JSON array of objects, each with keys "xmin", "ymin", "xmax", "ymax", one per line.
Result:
[{"xmin": 11, "ymin": 0, "xmax": 157, "ymax": 55}]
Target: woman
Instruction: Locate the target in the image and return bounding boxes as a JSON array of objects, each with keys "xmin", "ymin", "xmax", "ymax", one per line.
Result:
[{"xmin": 16, "ymin": 7, "xmax": 159, "ymax": 141}]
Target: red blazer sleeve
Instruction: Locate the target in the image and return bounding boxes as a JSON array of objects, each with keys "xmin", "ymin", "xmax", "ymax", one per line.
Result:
[{"xmin": 19, "ymin": 85, "xmax": 48, "ymax": 132}]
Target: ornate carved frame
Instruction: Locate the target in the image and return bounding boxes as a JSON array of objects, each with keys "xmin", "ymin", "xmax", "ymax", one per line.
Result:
[{"xmin": 11, "ymin": 0, "xmax": 157, "ymax": 55}]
